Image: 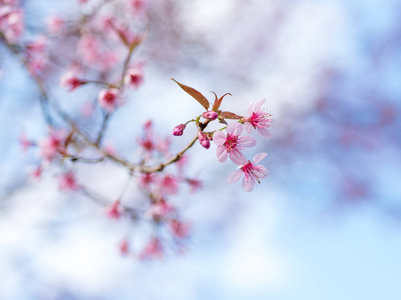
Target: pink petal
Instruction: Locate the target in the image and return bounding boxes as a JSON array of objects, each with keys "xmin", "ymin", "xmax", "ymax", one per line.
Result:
[
  {"xmin": 253, "ymin": 165, "xmax": 269, "ymax": 179},
  {"xmin": 216, "ymin": 145, "xmax": 228, "ymax": 163},
  {"xmin": 213, "ymin": 131, "xmax": 226, "ymax": 145},
  {"xmin": 239, "ymin": 136, "xmax": 257, "ymax": 148},
  {"xmin": 228, "ymin": 122, "xmax": 243, "ymax": 136},
  {"xmin": 227, "ymin": 170, "xmax": 243, "ymax": 184},
  {"xmin": 229, "ymin": 150, "xmax": 247, "ymax": 165},
  {"xmin": 255, "ymin": 98, "xmax": 266, "ymax": 111},
  {"xmin": 242, "ymin": 175, "xmax": 255, "ymax": 192},
  {"xmin": 252, "ymin": 153, "xmax": 268, "ymax": 164},
  {"xmin": 244, "ymin": 122, "xmax": 253, "ymax": 133},
  {"xmin": 257, "ymin": 127, "xmax": 272, "ymax": 137},
  {"xmin": 247, "ymin": 101, "xmax": 255, "ymax": 116}
]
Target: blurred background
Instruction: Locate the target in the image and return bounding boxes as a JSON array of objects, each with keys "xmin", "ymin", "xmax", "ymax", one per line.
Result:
[{"xmin": 1, "ymin": 0, "xmax": 401, "ymax": 299}]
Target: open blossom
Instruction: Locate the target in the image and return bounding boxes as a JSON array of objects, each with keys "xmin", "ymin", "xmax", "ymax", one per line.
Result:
[
  {"xmin": 160, "ymin": 175, "xmax": 179, "ymax": 195},
  {"xmin": 0, "ymin": 6, "xmax": 24, "ymax": 43},
  {"xmin": 138, "ymin": 173, "xmax": 157, "ymax": 189},
  {"xmin": 59, "ymin": 172, "xmax": 79, "ymax": 191},
  {"xmin": 60, "ymin": 72, "xmax": 85, "ymax": 91},
  {"xmin": 98, "ymin": 88, "xmax": 121, "ymax": 111},
  {"xmin": 213, "ymin": 122, "xmax": 256, "ymax": 164},
  {"xmin": 39, "ymin": 130, "xmax": 65, "ymax": 161},
  {"xmin": 227, "ymin": 153, "xmax": 269, "ymax": 192},
  {"xmin": 139, "ymin": 237, "xmax": 163, "ymax": 260},
  {"xmin": 30, "ymin": 165, "xmax": 42, "ymax": 180},
  {"xmin": 169, "ymin": 219, "xmax": 190, "ymax": 239},
  {"xmin": 242, "ymin": 99, "xmax": 273, "ymax": 137},
  {"xmin": 146, "ymin": 198, "xmax": 175, "ymax": 220},
  {"xmin": 106, "ymin": 200, "xmax": 121, "ymax": 219},
  {"xmin": 124, "ymin": 67, "xmax": 144, "ymax": 89}
]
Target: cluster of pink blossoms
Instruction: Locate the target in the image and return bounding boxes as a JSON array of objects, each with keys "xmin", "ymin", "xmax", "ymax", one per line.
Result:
[
  {"xmin": 0, "ymin": 0, "xmax": 23, "ymax": 43},
  {"xmin": 172, "ymin": 82, "xmax": 274, "ymax": 192},
  {"xmin": 8, "ymin": 0, "xmax": 273, "ymax": 260}
]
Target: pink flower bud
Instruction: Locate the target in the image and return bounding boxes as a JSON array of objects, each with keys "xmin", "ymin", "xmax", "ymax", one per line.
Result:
[
  {"xmin": 60, "ymin": 72, "xmax": 85, "ymax": 92},
  {"xmin": 198, "ymin": 131, "xmax": 210, "ymax": 149},
  {"xmin": 202, "ymin": 111, "xmax": 218, "ymax": 120},
  {"xmin": 173, "ymin": 124, "xmax": 186, "ymax": 136}
]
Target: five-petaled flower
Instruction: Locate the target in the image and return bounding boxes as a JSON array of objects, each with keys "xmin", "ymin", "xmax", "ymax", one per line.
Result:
[
  {"xmin": 213, "ymin": 122, "xmax": 256, "ymax": 164},
  {"xmin": 242, "ymin": 99, "xmax": 273, "ymax": 137},
  {"xmin": 98, "ymin": 88, "xmax": 121, "ymax": 111},
  {"xmin": 227, "ymin": 153, "xmax": 269, "ymax": 192},
  {"xmin": 124, "ymin": 67, "xmax": 144, "ymax": 89}
]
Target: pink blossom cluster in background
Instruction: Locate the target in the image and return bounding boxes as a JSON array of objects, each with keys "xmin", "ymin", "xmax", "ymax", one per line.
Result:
[{"xmin": 1, "ymin": 0, "xmax": 273, "ymax": 259}]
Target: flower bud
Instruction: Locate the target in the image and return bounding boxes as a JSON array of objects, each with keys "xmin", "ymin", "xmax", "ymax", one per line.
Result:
[
  {"xmin": 198, "ymin": 131, "xmax": 210, "ymax": 149},
  {"xmin": 173, "ymin": 124, "xmax": 186, "ymax": 136},
  {"xmin": 202, "ymin": 111, "xmax": 218, "ymax": 121},
  {"xmin": 60, "ymin": 72, "xmax": 85, "ymax": 92}
]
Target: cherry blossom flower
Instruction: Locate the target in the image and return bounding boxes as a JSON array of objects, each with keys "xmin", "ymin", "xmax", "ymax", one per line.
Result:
[
  {"xmin": 124, "ymin": 67, "xmax": 144, "ymax": 89},
  {"xmin": 155, "ymin": 136, "xmax": 171, "ymax": 155},
  {"xmin": 173, "ymin": 124, "xmax": 186, "ymax": 136},
  {"xmin": 160, "ymin": 174, "xmax": 179, "ymax": 195},
  {"xmin": 106, "ymin": 200, "xmax": 121, "ymax": 219},
  {"xmin": 39, "ymin": 130, "xmax": 65, "ymax": 162},
  {"xmin": 60, "ymin": 72, "xmax": 85, "ymax": 91},
  {"xmin": 77, "ymin": 35, "xmax": 100, "ymax": 66},
  {"xmin": 169, "ymin": 219, "xmax": 190, "ymax": 239},
  {"xmin": 59, "ymin": 172, "xmax": 79, "ymax": 191},
  {"xmin": 213, "ymin": 122, "xmax": 256, "ymax": 164},
  {"xmin": 146, "ymin": 198, "xmax": 174, "ymax": 220},
  {"xmin": 0, "ymin": 6, "xmax": 24, "ymax": 43},
  {"xmin": 138, "ymin": 173, "xmax": 157, "ymax": 189},
  {"xmin": 202, "ymin": 111, "xmax": 218, "ymax": 120},
  {"xmin": 98, "ymin": 88, "xmax": 121, "ymax": 111},
  {"xmin": 30, "ymin": 165, "xmax": 42, "ymax": 180},
  {"xmin": 198, "ymin": 131, "xmax": 210, "ymax": 149},
  {"xmin": 227, "ymin": 153, "xmax": 269, "ymax": 192},
  {"xmin": 139, "ymin": 237, "xmax": 163, "ymax": 260},
  {"xmin": 242, "ymin": 99, "xmax": 273, "ymax": 137}
]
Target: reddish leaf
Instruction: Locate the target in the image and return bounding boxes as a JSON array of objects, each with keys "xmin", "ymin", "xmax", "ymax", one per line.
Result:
[
  {"xmin": 222, "ymin": 111, "xmax": 244, "ymax": 120},
  {"xmin": 218, "ymin": 118, "xmax": 228, "ymax": 125},
  {"xmin": 171, "ymin": 79, "xmax": 210, "ymax": 110},
  {"xmin": 212, "ymin": 93, "xmax": 232, "ymax": 112}
]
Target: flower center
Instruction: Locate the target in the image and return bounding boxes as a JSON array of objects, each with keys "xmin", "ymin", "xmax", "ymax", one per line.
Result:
[{"xmin": 224, "ymin": 134, "xmax": 239, "ymax": 152}]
